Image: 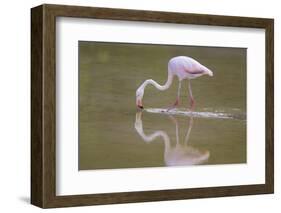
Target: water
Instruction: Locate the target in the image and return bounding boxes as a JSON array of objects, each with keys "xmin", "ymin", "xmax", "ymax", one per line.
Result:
[
  {"xmin": 78, "ymin": 41, "xmax": 247, "ymax": 170},
  {"xmin": 144, "ymin": 108, "xmax": 246, "ymax": 120}
]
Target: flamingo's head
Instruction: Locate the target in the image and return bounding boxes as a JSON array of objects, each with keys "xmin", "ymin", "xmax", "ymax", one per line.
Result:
[{"xmin": 136, "ymin": 88, "xmax": 144, "ymax": 109}]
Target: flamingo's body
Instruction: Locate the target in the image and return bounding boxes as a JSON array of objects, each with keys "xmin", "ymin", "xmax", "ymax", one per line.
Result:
[
  {"xmin": 136, "ymin": 56, "xmax": 213, "ymax": 110},
  {"xmin": 169, "ymin": 56, "xmax": 212, "ymax": 80}
]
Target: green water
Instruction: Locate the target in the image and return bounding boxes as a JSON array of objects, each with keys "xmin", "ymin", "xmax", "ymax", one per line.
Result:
[{"xmin": 78, "ymin": 41, "xmax": 246, "ymax": 170}]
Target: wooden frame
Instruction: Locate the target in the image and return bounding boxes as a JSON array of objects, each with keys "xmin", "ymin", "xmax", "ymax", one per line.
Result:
[{"xmin": 31, "ymin": 4, "xmax": 274, "ymax": 208}]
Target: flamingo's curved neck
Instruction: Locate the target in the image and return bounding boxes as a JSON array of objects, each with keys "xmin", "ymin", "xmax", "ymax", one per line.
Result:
[
  {"xmin": 134, "ymin": 112, "xmax": 171, "ymax": 151},
  {"xmin": 141, "ymin": 72, "xmax": 174, "ymax": 92}
]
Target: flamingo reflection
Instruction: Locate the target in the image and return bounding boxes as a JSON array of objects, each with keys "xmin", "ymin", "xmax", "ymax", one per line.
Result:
[{"xmin": 134, "ymin": 112, "xmax": 210, "ymax": 166}]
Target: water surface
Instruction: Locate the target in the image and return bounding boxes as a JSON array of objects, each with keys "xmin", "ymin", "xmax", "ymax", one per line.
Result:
[{"xmin": 79, "ymin": 41, "xmax": 246, "ymax": 170}]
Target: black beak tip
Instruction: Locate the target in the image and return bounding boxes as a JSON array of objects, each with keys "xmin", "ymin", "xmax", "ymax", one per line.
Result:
[{"xmin": 137, "ymin": 105, "xmax": 144, "ymax": 110}]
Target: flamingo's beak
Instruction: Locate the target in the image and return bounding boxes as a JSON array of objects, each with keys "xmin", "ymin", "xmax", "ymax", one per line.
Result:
[{"xmin": 137, "ymin": 99, "xmax": 144, "ymax": 109}]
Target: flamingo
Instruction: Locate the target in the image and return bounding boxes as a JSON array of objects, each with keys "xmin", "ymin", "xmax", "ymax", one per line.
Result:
[
  {"xmin": 134, "ymin": 112, "xmax": 210, "ymax": 166},
  {"xmin": 136, "ymin": 56, "xmax": 213, "ymax": 110}
]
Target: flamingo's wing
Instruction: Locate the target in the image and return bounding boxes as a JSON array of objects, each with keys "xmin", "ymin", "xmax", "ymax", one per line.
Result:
[
  {"xmin": 182, "ymin": 61, "xmax": 205, "ymax": 74},
  {"xmin": 184, "ymin": 69, "xmax": 205, "ymax": 74}
]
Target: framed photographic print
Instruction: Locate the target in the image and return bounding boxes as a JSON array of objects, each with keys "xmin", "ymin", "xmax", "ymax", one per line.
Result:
[{"xmin": 31, "ymin": 4, "xmax": 274, "ymax": 208}]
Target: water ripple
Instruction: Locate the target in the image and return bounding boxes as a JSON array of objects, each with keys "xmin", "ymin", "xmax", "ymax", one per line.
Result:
[{"xmin": 144, "ymin": 108, "xmax": 246, "ymax": 121}]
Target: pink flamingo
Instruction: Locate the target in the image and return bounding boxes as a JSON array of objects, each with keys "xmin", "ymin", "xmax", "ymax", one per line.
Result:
[{"xmin": 136, "ymin": 56, "xmax": 213, "ymax": 110}]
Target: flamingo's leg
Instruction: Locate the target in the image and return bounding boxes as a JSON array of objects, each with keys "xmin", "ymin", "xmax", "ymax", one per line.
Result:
[
  {"xmin": 168, "ymin": 115, "xmax": 179, "ymax": 146},
  {"xmin": 167, "ymin": 81, "xmax": 181, "ymax": 111},
  {"xmin": 184, "ymin": 116, "xmax": 194, "ymax": 145},
  {"xmin": 188, "ymin": 80, "xmax": 195, "ymax": 111}
]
